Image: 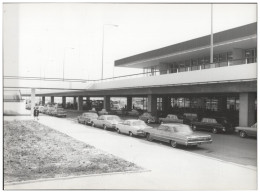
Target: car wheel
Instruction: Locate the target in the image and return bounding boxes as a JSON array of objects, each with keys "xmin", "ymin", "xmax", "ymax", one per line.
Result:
[
  {"xmin": 103, "ymin": 125, "xmax": 107, "ymax": 130},
  {"xmin": 170, "ymin": 140, "xmax": 177, "ymax": 148},
  {"xmin": 146, "ymin": 133, "xmax": 153, "ymax": 141},
  {"xmin": 129, "ymin": 132, "xmax": 133, "ymax": 137},
  {"xmin": 240, "ymin": 131, "xmax": 247, "ymax": 138},
  {"xmin": 212, "ymin": 128, "xmax": 218, "ymax": 134},
  {"xmin": 117, "ymin": 128, "xmax": 121, "ymax": 134},
  {"xmin": 192, "ymin": 125, "xmax": 196, "ymax": 131},
  {"xmin": 91, "ymin": 122, "xmax": 95, "ymax": 127}
]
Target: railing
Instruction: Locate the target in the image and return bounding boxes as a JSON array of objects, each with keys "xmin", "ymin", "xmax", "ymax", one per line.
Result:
[{"xmin": 98, "ymin": 57, "xmax": 257, "ymax": 83}]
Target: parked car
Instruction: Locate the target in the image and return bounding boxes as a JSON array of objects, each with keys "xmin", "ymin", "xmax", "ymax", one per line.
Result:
[
  {"xmin": 159, "ymin": 114, "xmax": 183, "ymax": 124},
  {"xmin": 52, "ymin": 107, "xmax": 67, "ymax": 117},
  {"xmin": 98, "ymin": 109, "xmax": 109, "ymax": 115},
  {"xmin": 191, "ymin": 117, "xmax": 233, "ymax": 134},
  {"xmin": 38, "ymin": 106, "xmax": 45, "ymax": 113},
  {"xmin": 139, "ymin": 112, "xmax": 157, "ymax": 123},
  {"xmin": 92, "ymin": 115, "xmax": 123, "ymax": 130},
  {"xmin": 235, "ymin": 123, "xmax": 257, "ymax": 138},
  {"xmin": 183, "ymin": 113, "xmax": 199, "ymax": 125},
  {"xmin": 144, "ymin": 123, "xmax": 212, "ymax": 148},
  {"xmin": 127, "ymin": 109, "xmax": 140, "ymax": 116},
  {"xmin": 116, "ymin": 119, "xmax": 152, "ymax": 137},
  {"xmin": 77, "ymin": 112, "xmax": 98, "ymax": 125}
]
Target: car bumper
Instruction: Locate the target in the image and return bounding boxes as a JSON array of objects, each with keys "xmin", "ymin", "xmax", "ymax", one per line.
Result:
[{"xmin": 186, "ymin": 140, "xmax": 212, "ymax": 146}]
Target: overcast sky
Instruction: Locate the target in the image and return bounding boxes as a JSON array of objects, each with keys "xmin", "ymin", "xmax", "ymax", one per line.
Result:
[{"xmin": 3, "ymin": 3, "xmax": 257, "ymax": 80}]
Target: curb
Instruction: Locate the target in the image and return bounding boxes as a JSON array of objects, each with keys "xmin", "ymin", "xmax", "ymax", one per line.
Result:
[{"xmin": 4, "ymin": 169, "xmax": 150, "ymax": 187}]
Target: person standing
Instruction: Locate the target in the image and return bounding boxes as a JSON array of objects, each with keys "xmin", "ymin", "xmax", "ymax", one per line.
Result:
[{"xmin": 33, "ymin": 107, "xmax": 40, "ymax": 120}]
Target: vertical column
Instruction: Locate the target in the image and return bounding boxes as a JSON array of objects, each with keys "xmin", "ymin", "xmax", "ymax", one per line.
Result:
[
  {"xmin": 147, "ymin": 95, "xmax": 157, "ymax": 116},
  {"xmin": 51, "ymin": 96, "xmax": 54, "ymax": 104},
  {"xmin": 78, "ymin": 96, "xmax": 83, "ymax": 111},
  {"xmin": 162, "ymin": 96, "xmax": 170, "ymax": 112},
  {"xmin": 62, "ymin": 96, "xmax": 66, "ymax": 108},
  {"xmin": 73, "ymin": 97, "xmax": 77, "ymax": 110},
  {"xmin": 127, "ymin": 96, "xmax": 132, "ymax": 110},
  {"xmin": 103, "ymin": 96, "xmax": 111, "ymax": 111},
  {"xmin": 218, "ymin": 96, "xmax": 227, "ymax": 113},
  {"xmin": 31, "ymin": 88, "xmax": 36, "ymax": 116},
  {"xmin": 42, "ymin": 96, "xmax": 45, "ymax": 106},
  {"xmin": 239, "ymin": 93, "xmax": 256, "ymax": 127}
]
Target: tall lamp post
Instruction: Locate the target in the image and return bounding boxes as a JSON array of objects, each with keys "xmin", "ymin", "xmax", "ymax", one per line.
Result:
[{"xmin": 101, "ymin": 24, "xmax": 118, "ymax": 80}]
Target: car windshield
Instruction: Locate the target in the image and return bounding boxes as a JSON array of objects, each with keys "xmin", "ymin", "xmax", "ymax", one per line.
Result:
[
  {"xmin": 107, "ymin": 116, "xmax": 120, "ymax": 121},
  {"xmin": 132, "ymin": 120, "xmax": 146, "ymax": 126},
  {"xmin": 85, "ymin": 113, "xmax": 98, "ymax": 118},
  {"xmin": 174, "ymin": 125, "xmax": 193, "ymax": 134}
]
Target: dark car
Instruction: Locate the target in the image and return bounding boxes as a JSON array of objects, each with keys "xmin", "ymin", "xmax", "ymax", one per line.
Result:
[
  {"xmin": 183, "ymin": 113, "xmax": 198, "ymax": 125},
  {"xmin": 77, "ymin": 112, "xmax": 98, "ymax": 125},
  {"xmin": 191, "ymin": 117, "xmax": 233, "ymax": 134},
  {"xmin": 139, "ymin": 112, "xmax": 157, "ymax": 124}
]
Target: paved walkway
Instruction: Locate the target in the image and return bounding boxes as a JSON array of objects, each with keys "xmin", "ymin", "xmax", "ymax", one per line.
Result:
[{"xmin": 4, "ymin": 116, "xmax": 257, "ymax": 190}]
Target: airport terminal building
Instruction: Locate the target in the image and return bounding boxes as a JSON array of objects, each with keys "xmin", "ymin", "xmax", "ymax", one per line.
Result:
[{"xmin": 39, "ymin": 22, "xmax": 257, "ymax": 127}]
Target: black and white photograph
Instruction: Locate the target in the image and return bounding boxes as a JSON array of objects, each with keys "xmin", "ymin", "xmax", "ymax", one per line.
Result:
[{"xmin": 2, "ymin": 1, "xmax": 258, "ymax": 190}]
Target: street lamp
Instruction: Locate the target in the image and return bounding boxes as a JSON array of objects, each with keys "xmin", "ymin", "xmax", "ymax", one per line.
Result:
[{"xmin": 101, "ymin": 24, "xmax": 118, "ymax": 80}]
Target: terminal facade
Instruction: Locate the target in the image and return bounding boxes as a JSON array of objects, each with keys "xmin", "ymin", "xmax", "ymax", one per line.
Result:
[{"xmin": 39, "ymin": 22, "xmax": 257, "ymax": 127}]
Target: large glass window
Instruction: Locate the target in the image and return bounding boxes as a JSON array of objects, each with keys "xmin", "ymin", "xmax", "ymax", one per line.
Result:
[
  {"xmin": 245, "ymin": 48, "xmax": 257, "ymax": 63},
  {"xmin": 157, "ymin": 97, "xmax": 163, "ymax": 111}
]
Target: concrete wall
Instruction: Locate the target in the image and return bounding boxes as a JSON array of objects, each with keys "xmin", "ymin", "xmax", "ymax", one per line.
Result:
[{"xmin": 91, "ymin": 63, "xmax": 256, "ymax": 90}]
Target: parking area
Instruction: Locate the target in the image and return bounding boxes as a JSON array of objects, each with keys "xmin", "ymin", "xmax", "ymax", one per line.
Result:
[{"xmin": 48, "ymin": 110, "xmax": 257, "ymax": 167}]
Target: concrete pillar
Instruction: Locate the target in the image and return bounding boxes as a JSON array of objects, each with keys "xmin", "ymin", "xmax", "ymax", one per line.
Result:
[
  {"xmin": 239, "ymin": 93, "xmax": 256, "ymax": 127},
  {"xmin": 162, "ymin": 96, "xmax": 171, "ymax": 112},
  {"xmin": 42, "ymin": 96, "xmax": 45, "ymax": 105},
  {"xmin": 103, "ymin": 96, "xmax": 111, "ymax": 111},
  {"xmin": 78, "ymin": 96, "xmax": 83, "ymax": 111},
  {"xmin": 127, "ymin": 96, "xmax": 132, "ymax": 110},
  {"xmin": 218, "ymin": 96, "xmax": 227, "ymax": 112},
  {"xmin": 147, "ymin": 95, "xmax": 157, "ymax": 116},
  {"xmin": 51, "ymin": 96, "xmax": 54, "ymax": 104},
  {"xmin": 31, "ymin": 88, "xmax": 36, "ymax": 116},
  {"xmin": 62, "ymin": 96, "xmax": 66, "ymax": 108},
  {"xmin": 73, "ymin": 97, "xmax": 77, "ymax": 109}
]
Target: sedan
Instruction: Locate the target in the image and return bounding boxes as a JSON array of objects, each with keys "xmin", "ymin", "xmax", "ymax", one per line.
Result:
[
  {"xmin": 92, "ymin": 115, "xmax": 122, "ymax": 130},
  {"xmin": 116, "ymin": 119, "xmax": 152, "ymax": 137},
  {"xmin": 144, "ymin": 123, "xmax": 212, "ymax": 148},
  {"xmin": 77, "ymin": 112, "xmax": 98, "ymax": 125},
  {"xmin": 191, "ymin": 117, "xmax": 233, "ymax": 134},
  {"xmin": 235, "ymin": 123, "xmax": 257, "ymax": 138},
  {"xmin": 139, "ymin": 112, "xmax": 157, "ymax": 123}
]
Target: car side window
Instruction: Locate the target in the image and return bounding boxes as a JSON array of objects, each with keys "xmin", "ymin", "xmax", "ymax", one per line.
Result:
[
  {"xmin": 125, "ymin": 121, "xmax": 130, "ymax": 126},
  {"xmin": 211, "ymin": 119, "xmax": 217, "ymax": 124},
  {"xmin": 99, "ymin": 116, "xmax": 104, "ymax": 120},
  {"xmin": 202, "ymin": 118, "xmax": 207, "ymax": 123}
]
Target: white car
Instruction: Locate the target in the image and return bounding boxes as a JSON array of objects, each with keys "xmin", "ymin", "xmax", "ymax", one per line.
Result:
[
  {"xmin": 116, "ymin": 119, "xmax": 152, "ymax": 137},
  {"xmin": 92, "ymin": 115, "xmax": 122, "ymax": 130}
]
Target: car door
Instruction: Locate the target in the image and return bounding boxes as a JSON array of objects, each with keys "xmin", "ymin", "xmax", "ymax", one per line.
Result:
[
  {"xmin": 120, "ymin": 121, "xmax": 129, "ymax": 134},
  {"xmin": 96, "ymin": 116, "xmax": 104, "ymax": 127},
  {"xmin": 199, "ymin": 118, "xmax": 209, "ymax": 130},
  {"xmin": 158, "ymin": 125, "xmax": 172, "ymax": 143}
]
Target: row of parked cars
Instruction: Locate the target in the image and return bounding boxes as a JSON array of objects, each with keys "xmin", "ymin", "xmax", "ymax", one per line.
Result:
[
  {"xmin": 78, "ymin": 111, "xmax": 257, "ymax": 139},
  {"xmin": 38, "ymin": 105, "xmax": 67, "ymax": 117},
  {"xmin": 77, "ymin": 112, "xmax": 213, "ymax": 148}
]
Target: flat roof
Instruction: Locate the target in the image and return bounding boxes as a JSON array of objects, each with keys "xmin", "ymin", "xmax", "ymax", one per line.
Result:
[{"xmin": 115, "ymin": 22, "xmax": 257, "ymax": 68}]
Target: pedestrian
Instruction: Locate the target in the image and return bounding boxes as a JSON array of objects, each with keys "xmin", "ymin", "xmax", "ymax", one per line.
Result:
[{"xmin": 34, "ymin": 107, "xmax": 40, "ymax": 121}]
